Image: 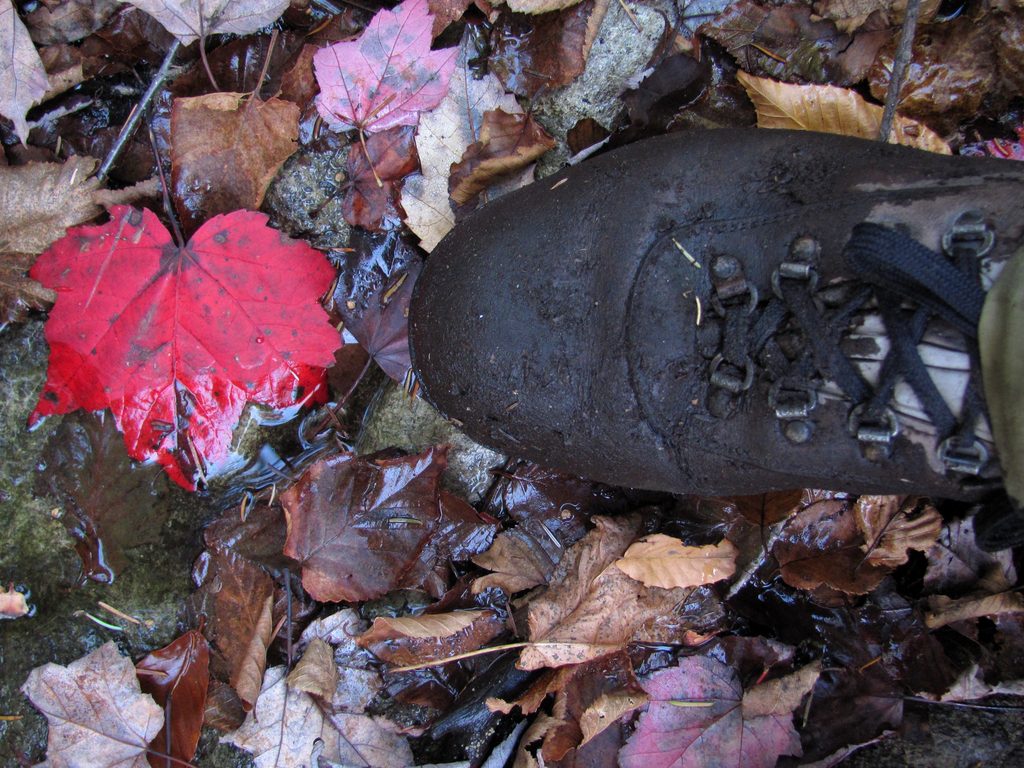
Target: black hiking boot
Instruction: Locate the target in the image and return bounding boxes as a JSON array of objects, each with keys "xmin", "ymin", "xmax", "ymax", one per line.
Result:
[{"xmin": 408, "ymin": 129, "xmax": 1024, "ymax": 545}]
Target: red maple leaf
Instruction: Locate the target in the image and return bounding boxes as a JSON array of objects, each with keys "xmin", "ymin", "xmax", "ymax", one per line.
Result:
[
  {"xmin": 313, "ymin": 0, "xmax": 457, "ymax": 135},
  {"xmin": 29, "ymin": 206, "xmax": 341, "ymax": 490}
]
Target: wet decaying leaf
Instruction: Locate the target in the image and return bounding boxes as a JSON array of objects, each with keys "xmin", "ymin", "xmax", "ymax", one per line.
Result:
[
  {"xmin": 36, "ymin": 411, "xmax": 171, "ymax": 583},
  {"xmin": 342, "ymin": 124, "xmax": 419, "ymax": 231},
  {"xmin": 618, "ymin": 655, "xmax": 819, "ymax": 768},
  {"xmin": 1, "ymin": 252, "xmax": 55, "ymax": 326},
  {"xmin": 868, "ymin": 16, "xmax": 997, "ymax": 128},
  {"xmin": 286, "ymin": 636, "xmax": 337, "ymax": 700},
  {"xmin": 923, "ymin": 517, "xmax": 1018, "ymax": 596},
  {"xmin": 136, "ymin": 630, "xmax": 210, "ymax": 768},
  {"xmin": 187, "ymin": 546, "xmax": 274, "ymax": 711},
  {"xmin": 21, "ymin": 642, "xmax": 163, "ymax": 768},
  {"xmin": 488, "ymin": 0, "xmax": 609, "ymax": 98},
  {"xmin": 282, "ymin": 446, "xmax": 495, "ymax": 602},
  {"xmin": 737, "ymin": 70, "xmax": 950, "ymax": 154},
  {"xmin": 449, "ymin": 109, "xmax": 555, "ymax": 208},
  {"xmin": 23, "ymin": 0, "xmax": 121, "ymax": 45},
  {"xmin": 170, "ymin": 92, "xmax": 299, "ymax": 236},
  {"xmin": 338, "ymin": 256, "xmax": 422, "ymax": 383},
  {"xmin": 813, "ymin": 0, "xmax": 940, "ymax": 35},
  {"xmin": 29, "ymin": 206, "xmax": 340, "ymax": 489}
]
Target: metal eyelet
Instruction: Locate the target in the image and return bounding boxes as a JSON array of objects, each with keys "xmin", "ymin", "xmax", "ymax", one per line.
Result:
[
  {"xmin": 848, "ymin": 404, "xmax": 900, "ymax": 454},
  {"xmin": 771, "ymin": 261, "xmax": 820, "ymax": 299},
  {"xmin": 938, "ymin": 436, "xmax": 989, "ymax": 475},
  {"xmin": 768, "ymin": 381, "xmax": 818, "ymax": 420},
  {"xmin": 942, "ymin": 211, "xmax": 994, "ymax": 258},
  {"xmin": 710, "ymin": 282, "xmax": 759, "ymax": 316},
  {"xmin": 709, "ymin": 353, "xmax": 754, "ymax": 394}
]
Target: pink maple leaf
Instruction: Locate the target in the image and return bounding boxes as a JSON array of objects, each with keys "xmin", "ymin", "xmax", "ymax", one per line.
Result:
[
  {"xmin": 314, "ymin": 0, "xmax": 457, "ymax": 135},
  {"xmin": 29, "ymin": 206, "xmax": 341, "ymax": 490}
]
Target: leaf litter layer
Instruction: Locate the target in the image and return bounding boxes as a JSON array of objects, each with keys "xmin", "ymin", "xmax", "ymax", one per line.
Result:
[{"xmin": 3, "ymin": 0, "xmax": 1024, "ymax": 766}]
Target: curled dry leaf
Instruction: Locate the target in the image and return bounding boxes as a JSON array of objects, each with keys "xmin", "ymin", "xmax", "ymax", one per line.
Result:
[
  {"xmin": 123, "ymin": 0, "xmax": 291, "ymax": 43},
  {"xmin": 170, "ymin": 92, "xmax": 299, "ymax": 236},
  {"xmin": 136, "ymin": 630, "xmax": 210, "ymax": 768},
  {"xmin": 358, "ymin": 610, "xmax": 505, "ymax": 666},
  {"xmin": 449, "ymin": 109, "xmax": 555, "ymax": 208},
  {"xmin": 314, "ymin": 0, "xmax": 457, "ymax": 134},
  {"xmin": 287, "ymin": 637, "xmax": 338, "ymax": 700},
  {"xmin": 856, "ymin": 496, "xmax": 941, "ymax": 569},
  {"xmin": 21, "ymin": 642, "xmax": 163, "ymax": 768},
  {"xmin": 736, "ymin": 70, "xmax": 950, "ymax": 154},
  {"xmin": 0, "ymin": 0, "xmax": 48, "ymax": 142},
  {"xmin": 618, "ymin": 656, "xmax": 819, "ymax": 768},
  {"xmin": 613, "ymin": 535, "xmax": 738, "ymax": 590},
  {"xmin": 925, "ymin": 591, "xmax": 1024, "ymax": 630}
]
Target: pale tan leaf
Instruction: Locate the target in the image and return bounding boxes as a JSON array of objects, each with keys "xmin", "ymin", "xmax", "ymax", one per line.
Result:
[
  {"xmin": 925, "ymin": 591, "xmax": 1024, "ymax": 629},
  {"xmin": 513, "ymin": 713, "xmax": 562, "ymax": 768},
  {"xmin": 613, "ymin": 535, "xmax": 738, "ymax": 589},
  {"xmin": 472, "ymin": 528, "xmax": 555, "ymax": 594},
  {"xmin": 941, "ymin": 663, "xmax": 1024, "ymax": 702},
  {"xmin": 507, "ymin": 0, "xmax": 586, "ymax": 13},
  {"xmin": 232, "ymin": 592, "xmax": 274, "ymax": 711},
  {"xmin": 0, "ymin": 0, "xmax": 48, "ymax": 143},
  {"xmin": 742, "ymin": 661, "xmax": 821, "ymax": 718},
  {"xmin": 814, "ymin": 0, "xmax": 940, "ymax": 34},
  {"xmin": 287, "ymin": 637, "xmax": 337, "ymax": 700},
  {"xmin": 365, "ymin": 610, "xmax": 487, "ymax": 640},
  {"xmin": 0, "ymin": 156, "xmax": 102, "ymax": 253},
  {"xmin": 224, "ymin": 666, "xmax": 343, "ymax": 768},
  {"xmin": 21, "ymin": 642, "xmax": 163, "ymax": 768},
  {"xmin": 518, "ymin": 641, "xmax": 622, "ymax": 670},
  {"xmin": 579, "ymin": 689, "xmax": 649, "ymax": 747},
  {"xmin": 122, "ymin": 0, "xmax": 291, "ymax": 44},
  {"xmin": 856, "ymin": 496, "xmax": 942, "ymax": 568},
  {"xmin": 736, "ymin": 70, "xmax": 950, "ymax": 154},
  {"xmin": 401, "ymin": 40, "xmax": 524, "ymax": 251},
  {"xmin": 486, "ymin": 668, "xmax": 571, "ymax": 715}
]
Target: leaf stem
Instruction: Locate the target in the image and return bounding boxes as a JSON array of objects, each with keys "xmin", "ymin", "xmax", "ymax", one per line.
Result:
[{"xmin": 359, "ymin": 128, "xmax": 384, "ymax": 188}]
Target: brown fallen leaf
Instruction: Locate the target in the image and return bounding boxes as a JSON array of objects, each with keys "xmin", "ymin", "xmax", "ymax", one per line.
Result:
[
  {"xmin": 925, "ymin": 591, "xmax": 1024, "ymax": 630},
  {"xmin": 136, "ymin": 630, "xmax": 210, "ymax": 768},
  {"xmin": 449, "ymin": 109, "xmax": 555, "ymax": 208},
  {"xmin": 0, "ymin": 0, "xmax": 48, "ymax": 142},
  {"xmin": 24, "ymin": 0, "xmax": 121, "ymax": 45},
  {"xmin": 736, "ymin": 70, "xmax": 950, "ymax": 154},
  {"xmin": 22, "ymin": 642, "xmax": 163, "ymax": 768},
  {"xmin": 868, "ymin": 16, "xmax": 996, "ymax": 127},
  {"xmin": 427, "ymin": 0, "xmax": 474, "ymax": 38},
  {"xmin": 287, "ymin": 637, "xmax": 338, "ymax": 701},
  {"xmin": 814, "ymin": 0, "xmax": 939, "ymax": 34},
  {"xmin": 518, "ymin": 642, "xmax": 624, "ymax": 670},
  {"xmin": 342, "ymin": 124, "xmax": 418, "ymax": 230},
  {"xmin": 489, "ymin": 0, "xmax": 610, "ymax": 99},
  {"xmin": 774, "ymin": 497, "xmax": 891, "ymax": 594},
  {"xmin": 855, "ymin": 496, "xmax": 941, "ymax": 569},
  {"xmin": 186, "ymin": 546, "xmax": 274, "ymax": 710},
  {"xmin": 472, "ymin": 527, "xmax": 556, "ymax": 595},
  {"xmin": 507, "ymin": 0, "xmax": 586, "ymax": 13},
  {"xmin": 170, "ymin": 92, "xmax": 299, "ymax": 236},
  {"xmin": 282, "ymin": 447, "xmax": 494, "ymax": 602},
  {"xmin": 1, "ymin": 252, "xmax": 55, "ymax": 327},
  {"xmin": 35, "ymin": 412, "xmax": 171, "ymax": 583},
  {"xmin": 578, "ymin": 689, "xmax": 648, "ymax": 748},
  {"xmin": 612, "ymin": 534, "xmax": 738, "ymax": 590},
  {"xmin": 358, "ymin": 609, "xmax": 505, "ymax": 667}
]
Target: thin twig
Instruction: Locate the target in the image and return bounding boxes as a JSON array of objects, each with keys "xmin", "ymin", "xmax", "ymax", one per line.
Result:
[
  {"xmin": 879, "ymin": 0, "xmax": 922, "ymax": 143},
  {"xmin": 96, "ymin": 40, "xmax": 181, "ymax": 183}
]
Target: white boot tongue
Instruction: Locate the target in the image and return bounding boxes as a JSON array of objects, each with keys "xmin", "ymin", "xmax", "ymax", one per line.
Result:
[{"xmin": 826, "ymin": 312, "xmax": 994, "ymax": 473}]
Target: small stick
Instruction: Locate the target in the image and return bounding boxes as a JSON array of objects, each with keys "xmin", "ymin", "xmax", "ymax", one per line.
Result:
[
  {"xmin": 97, "ymin": 40, "xmax": 181, "ymax": 183},
  {"xmin": 879, "ymin": 0, "xmax": 922, "ymax": 143}
]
